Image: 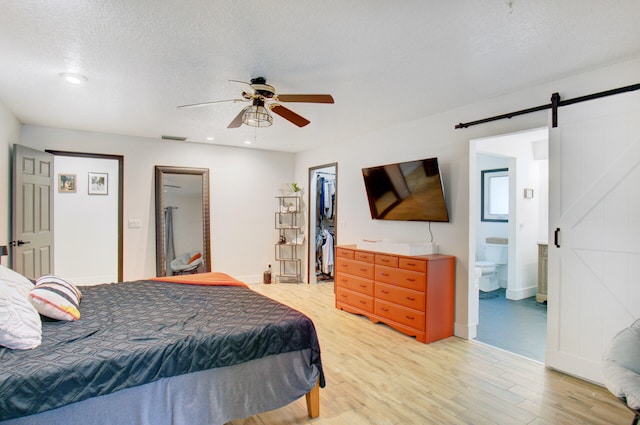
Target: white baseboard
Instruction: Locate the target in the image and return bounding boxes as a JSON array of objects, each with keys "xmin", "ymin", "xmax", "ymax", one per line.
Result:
[{"xmin": 506, "ymin": 285, "xmax": 538, "ymax": 301}]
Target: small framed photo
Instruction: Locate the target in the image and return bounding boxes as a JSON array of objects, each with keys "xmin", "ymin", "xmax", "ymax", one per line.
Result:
[
  {"xmin": 58, "ymin": 174, "xmax": 76, "ymax": 193},
  {"xmin": 88, "ymin": 172, "xmax": 108, "ymax": 195}
]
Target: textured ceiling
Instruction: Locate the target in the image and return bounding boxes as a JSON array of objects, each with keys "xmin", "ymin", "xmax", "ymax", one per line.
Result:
[{"xmin": 0, "ymin": 1, "xmax": 639, "ymax": 152}]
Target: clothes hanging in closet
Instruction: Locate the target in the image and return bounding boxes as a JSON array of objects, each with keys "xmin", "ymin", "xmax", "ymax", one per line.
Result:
[
  {"xmin": 317, "ymin": 175, "xmax": 335, "ymax": 220},
  {"xmin": 321, "ymin": 229, "xmax": 334, "ymax": 276}
]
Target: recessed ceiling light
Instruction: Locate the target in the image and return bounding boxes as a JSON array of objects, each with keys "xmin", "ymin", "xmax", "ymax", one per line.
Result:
[
  {"xmin": 244, "ymin": 140, "xmax": 252, "ymax": 145},
  {"xmin": 206, "ymin": 137, "xmax": 214, "ymax": 141},
  {"xmin": 59, "ymin": 72, "xmax": 88, "ymax": 85}
]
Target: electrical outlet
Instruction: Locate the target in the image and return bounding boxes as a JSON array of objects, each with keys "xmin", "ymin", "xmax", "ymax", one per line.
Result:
[{"xmin": 128, "ymin": 219, "xmax": 142, "ymax": 228}]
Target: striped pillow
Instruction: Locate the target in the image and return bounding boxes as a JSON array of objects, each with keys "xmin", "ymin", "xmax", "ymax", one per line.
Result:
[{"xmin": 28, "ymin": 276, "xmax": 82, "ymax": 321}]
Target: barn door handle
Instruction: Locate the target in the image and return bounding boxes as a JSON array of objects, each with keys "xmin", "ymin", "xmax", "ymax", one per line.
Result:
[
  {"xmin": 554, "ymin": 228, "xmax": 560, "ymax": 248},
  {"xmin": 11, "ymin": 240, "xmax": 30, "ymax": 247}
]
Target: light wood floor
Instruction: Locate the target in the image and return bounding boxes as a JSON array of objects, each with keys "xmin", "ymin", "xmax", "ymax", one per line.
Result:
[{"xmin": 229, "ymin": 282, "xmax": 631, "ymax": 425}]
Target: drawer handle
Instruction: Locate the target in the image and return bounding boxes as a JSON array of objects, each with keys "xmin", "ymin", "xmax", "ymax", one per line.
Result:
[
  {"xmin": 381, "ymin": 307, "xmax": 389, "ymax": 312},
  {"xmin": 341, "ymin": 294, "xmax": 347, "ymax": 298},
  {"xmin": 360, "ymin": 300, "xmax": 367, "ymax": 305},
  {"xmin": 406, "ymin": 278, "xmax": 415, "ymax": 282},
  {"xmin": 406, "ymin": 315, "xmax": 415, "ymax": 320},
  {"xmin": 382, "ymin": 273, "xmax": 389, "ymax": 277},
  {"xmin": 359, "ymin": 284, "xmax": 367, "ymax": 288},
  {"xmin": 406, "ymin": 262, "xmax": 416, "ymax": 266},
  {"xmin": 406, "ymin": 297, "xmax": 415, "ymax": 301},
  {"xmin": 340, "ymin": 279, "xmax": 347, "ymax": 283},
  {"xmin": 381, "ymin": 290, "xmax": 389, "ymax": 294},
  {"xmin": 360, "ymin": 268, "xmax": 368, "ymax": 272},
  {"xmin": 381, "ymin": 259, "xmax": 389, "ymax": 263}
]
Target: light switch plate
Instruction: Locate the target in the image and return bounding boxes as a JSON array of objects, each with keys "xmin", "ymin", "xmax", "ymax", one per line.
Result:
[{"xmin": 128, "ymin": 219, "xmax": 142, "ymax": 228}]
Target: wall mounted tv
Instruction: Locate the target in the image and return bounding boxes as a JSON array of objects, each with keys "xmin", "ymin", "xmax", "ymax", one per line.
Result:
[{"xmin": 361, "ymin": 157, "xmax": 449, "ymax": 222}]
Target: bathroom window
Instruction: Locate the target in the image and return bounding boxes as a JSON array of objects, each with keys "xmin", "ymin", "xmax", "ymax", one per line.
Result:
[{"xmin": 481, "ymin": 168, "xmax": 509, "ymax": 222}]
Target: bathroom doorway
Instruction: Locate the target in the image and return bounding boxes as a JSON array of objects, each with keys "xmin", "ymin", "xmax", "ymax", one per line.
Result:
[
  {"xmin": 469, "ymin": 128, "xmax": 549, "ymax": 362},
  {"xmin": 307, "ymin": 163, "xmax": 337, "ymax": 284}
]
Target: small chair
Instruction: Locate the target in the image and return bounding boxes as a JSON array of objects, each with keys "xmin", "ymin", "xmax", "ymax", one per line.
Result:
[
  {"xmin": 170, "ymin": 251, "xmax": 202, "ymax": 275},
  {"xmin": 602, "ymin": 318, "xmax": 640, "ymax": 425}
]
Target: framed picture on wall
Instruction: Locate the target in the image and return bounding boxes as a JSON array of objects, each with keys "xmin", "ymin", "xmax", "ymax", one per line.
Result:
[
  {"xmin": 58, "ymin": 174, "xmax": 76, "ymax": 193},
  {"xmin": 88, "ymin": 172, "xmax": 108, "ymax": 195}
]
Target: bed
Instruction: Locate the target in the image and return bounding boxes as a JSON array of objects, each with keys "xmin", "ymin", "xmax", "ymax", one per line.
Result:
[{"xmin": 0, "ymin": 271, "xmax": 324, "ymax": 425}]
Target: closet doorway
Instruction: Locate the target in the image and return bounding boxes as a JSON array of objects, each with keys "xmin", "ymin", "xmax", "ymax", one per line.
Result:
[{"xmin": 307, "ymin": 163, "xmax": 337, "ymax": 284}]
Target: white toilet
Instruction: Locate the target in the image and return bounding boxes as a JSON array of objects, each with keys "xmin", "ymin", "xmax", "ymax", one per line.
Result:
[
  {"xmin": 475, "ymin": 261, "xmax": 497, "ymax": 292},
  {"xmin": 475, "ymin": 239, "xmax": 508, "ymax": 292}
]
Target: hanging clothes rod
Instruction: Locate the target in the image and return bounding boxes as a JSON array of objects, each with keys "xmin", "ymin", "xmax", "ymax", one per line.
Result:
[
  {"xmin": 316, "ymin": 172, "xmax": 335, "ymax": 176},
  {"xmin": 455, "ymin": 82, "xmax": 640, "ymax": 129}
]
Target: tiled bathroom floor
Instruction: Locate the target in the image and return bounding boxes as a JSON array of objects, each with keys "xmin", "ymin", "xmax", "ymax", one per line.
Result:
[{"xmin": 476, "ymin": 288, "xmax": 547, "ymax": 362}]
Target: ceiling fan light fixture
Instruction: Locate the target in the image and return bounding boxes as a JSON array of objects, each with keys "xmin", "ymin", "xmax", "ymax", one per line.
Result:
[{"xmin": 242, "ymin": 105, "xmax": 273, "ymax": 127}]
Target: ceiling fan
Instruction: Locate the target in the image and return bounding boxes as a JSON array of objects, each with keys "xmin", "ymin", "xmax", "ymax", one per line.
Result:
[{"xmin": 177, "ymin": 77, "xmax": 334, "ymax": 128}]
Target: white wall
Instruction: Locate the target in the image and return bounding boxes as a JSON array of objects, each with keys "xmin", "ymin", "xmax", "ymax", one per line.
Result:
[
  {"xmin": 0, "ymin": 100, "xmax": 21, "ymax": 255},
  {"xmin": 53, "ymin": 156, "xmax": 119, "ymax": 284},
  {"xmin": 294, "ymin": 55, "xmax": 640, "ymax": 339},
  {"xmin": 19, "ymin": 126, "xmax": 294, "ymax": 283}
]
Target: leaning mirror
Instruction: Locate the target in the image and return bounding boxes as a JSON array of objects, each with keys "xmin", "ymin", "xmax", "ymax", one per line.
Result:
[{"xmin": 155, "ymin": 166, "xmax": 211, "ymax": 276}]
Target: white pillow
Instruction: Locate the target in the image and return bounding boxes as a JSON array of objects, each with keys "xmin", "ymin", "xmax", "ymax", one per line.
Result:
[
  {"xmin": 29, "ymin": 275, "xmax": 82, "ymax": 321},
  {"xmin": 0, "ymin": 264, "xmax": 34, "ymax": 296},
  {"xmin": 0, "ymin": 265, "xmax": 42, "ymax": 350}
]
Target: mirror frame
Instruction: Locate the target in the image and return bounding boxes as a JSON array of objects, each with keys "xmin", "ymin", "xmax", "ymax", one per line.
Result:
[{"xmin": 155, "ymin": 166, "xmax": 211, "ymax": 276}]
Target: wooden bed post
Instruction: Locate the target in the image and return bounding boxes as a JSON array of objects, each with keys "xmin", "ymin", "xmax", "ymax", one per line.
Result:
[{"xmin": 305, "ymin": 380, "xmax": 320, "ymax": 418}]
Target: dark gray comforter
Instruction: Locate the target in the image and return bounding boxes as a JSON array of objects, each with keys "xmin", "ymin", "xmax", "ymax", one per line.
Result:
[{"xmin": 0, "ymin": 280, "xmax": 324, "ymax": 421}]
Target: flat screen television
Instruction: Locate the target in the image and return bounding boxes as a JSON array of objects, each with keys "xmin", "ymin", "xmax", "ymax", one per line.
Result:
[{"xmin": 361, "ymin": 157, "xmax": 449, "ymax": 222}]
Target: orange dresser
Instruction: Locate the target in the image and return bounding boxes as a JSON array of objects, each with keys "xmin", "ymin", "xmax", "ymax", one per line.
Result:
[{"xmin": 335, "ymin": 245, "xmax": 455, "ymax": 343}]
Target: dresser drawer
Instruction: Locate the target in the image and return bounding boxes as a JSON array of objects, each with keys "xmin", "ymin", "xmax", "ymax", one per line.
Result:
[
  {"xmin": 353, "ymin": 251, "xmax": 374, "ymax": 263},
  {"xmin": 375, "ymin": 253, "xmax": 398, "ymax": 267},
  {"xmin": 336, "ymin": 287, "xmax": 374, "ymax": 313},
  {"xmin": 335, "ymin": 247, "xmax": 354, "ymax": 260},
  {"xmin": 375, "ymin": 282, "xmax": 425, "ymax": 311},
  {"xmin": 335, "ymin": 274, "xmax": 374, "ymax": 296},
  {"xmin": 375, "ymin": 265, "xmax": 426, "ymax": 291},
  {"xmin": 375, "ymin": 299, "xmax": 425, "ymax": 331},
  {"xmin": 399, "ymin": 257, "xmax": 427, "ymax": 273},
  {"xmin": 336, "ymin": 257, "xmax": 375, "ymax": 280}
]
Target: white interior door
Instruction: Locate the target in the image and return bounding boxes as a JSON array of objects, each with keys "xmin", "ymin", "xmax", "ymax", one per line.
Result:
[
  {"xmin": 11, "ymin": 144, "xmax": 54, "ymax": 279},
  {"xmin": 547, "ymin": 91, "xmax": 640, "ymax": 383}
]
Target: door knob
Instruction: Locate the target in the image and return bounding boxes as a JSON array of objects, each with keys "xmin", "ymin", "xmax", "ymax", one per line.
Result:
[{"xmin": 11, "ymin": 240, "xmax": 30, "ymax": 246}]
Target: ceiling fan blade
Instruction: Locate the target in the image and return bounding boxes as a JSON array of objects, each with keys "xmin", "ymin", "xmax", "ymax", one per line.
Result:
[
  {"xmin": 229, "ymin": 79, "xmax": 256, "ymax": 95},
  {"xmin": 270, "ymin": 104, "xmax": 311, "ymax": 127},
  {"xmin": 177, "ymin": 99, "xmax": 245, "ymax": 109},
  {"xmin": 227, "ymin": 107, "xmax": 248, "ymax": 128},
  {"xmin": 275, "ymin": 94, "xmax": 334, "ymax": 104}
]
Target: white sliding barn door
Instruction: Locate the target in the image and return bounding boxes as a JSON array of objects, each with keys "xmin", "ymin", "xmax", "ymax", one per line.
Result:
[{"xmin": 547, "ymin": 91, "xmax": 640, "ymax": 383}]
